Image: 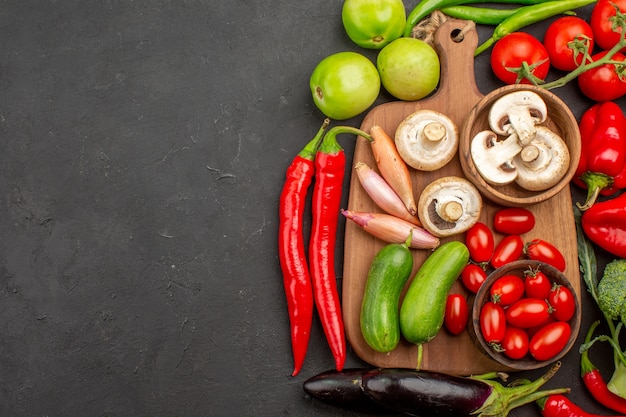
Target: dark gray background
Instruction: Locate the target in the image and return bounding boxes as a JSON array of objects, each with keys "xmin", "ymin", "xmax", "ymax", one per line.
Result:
[{"xmin": 1, "ymin": 1, "xmax": 622, "ymax": 416}]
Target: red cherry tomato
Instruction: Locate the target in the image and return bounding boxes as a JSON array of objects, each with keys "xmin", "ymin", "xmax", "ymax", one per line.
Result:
[
  {"xmin": 548, "ymin": 284, "xmax": 576, "ymax": 322},
  {"xmin": 444, "ymin": 294, "xmax": 469, "ymax": 335},
  {"xmin": 461, "ymin": 263, "xmax": 488, "ymax": 294},
  {"xmin": 506, "ymin": 298, "xmax": 551, "ymax": 328},
  {"xmin": 577, "ymin": 51, "xmax": 626, "ymax": 102},
  {"xmin": 524, "ymin": 268, "xmax": 552, "ymax": 300},
  {"xmin": 465, "ymin": 222, "xmax": 494, "ymax": 263},
  {"xmin": 502, "ymin": 326, "xmax": 529, "ymax": 360},
  {"xmin": 590, "ymin": 0, "xmax": 626, "ymax": 51},
  {"xmin": 491, "ymin": 235, "xmax": 524, "ymax": 268},
  {"xmin": 493, "ymin": 208, "xmax": 536, "ymax": 235},
  {"xmin": 480, "ymin": 301, "xmax": 506, "ymax": 344},
  {"xmin": 490, "ymin": 274, "xmax": 525, "ymax": 306},
  {"xmin": 529, "ymin": 321, "xmax": 571, "ymax": 361},
  {"xmin": 490, "ymin": 32, "xmax": 550, "ymax": 85},
  {"xmin": 543, "ymin": 16, "xmax": 594, "ymax": 71},
  {"xmin": 524, "ymin": 239, "xmax": 566, "ymax": 272}
]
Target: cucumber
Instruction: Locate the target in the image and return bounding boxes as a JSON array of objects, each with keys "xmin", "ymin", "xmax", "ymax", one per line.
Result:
[
  {"xmin": 399, "ymin": 241, "xmax": 469, "ymax": 366},
  {"xmin": 360, "ymin": 234, "xmax": 414, "ymax": 353}
]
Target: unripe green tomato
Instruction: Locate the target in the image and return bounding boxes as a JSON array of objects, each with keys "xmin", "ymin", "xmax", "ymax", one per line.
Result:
[
  {"xmin": 342, "ymin": 0, "xmax": 406, "ymax": 49},
  {"xmin": 377, "ymin": 37, "xmax": 440, "ymax": 101},
  {"xmin": 309, "ymin": 52, "xmax": 380, "ymax": 120}
]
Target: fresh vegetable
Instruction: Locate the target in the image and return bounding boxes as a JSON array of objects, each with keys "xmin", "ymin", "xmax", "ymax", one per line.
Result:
[
  {"xmin": 342, "ymin": 209, "xmax": 440, "ymax": 249},
  {"xmin": 577, "ymin": 51, "xmax": 626, "ymax": 102},
  {"xmin": 480, "ymin": 301, "xmax": 507, "ymax": 344},
  {"xmin": 548, "ymin": 283, "xmax": 576, "ymax": 322},
  {"xmin": 309, "ymin": 52, "xmax": 380, "ymax": 120},
  {"xmin": 440, "ymin": 5, "xmax": 520, "ymax": 25},
  {"xmin": 465, "ymin": 222, "xmax": 494, "ymax": 264},
  {"xmin": 597, "ymin": 259, "xmax": 626, "ymax": 326},
  {"xmin": 309, "ymin": 125, "xmax": 370, "ymax": 371},
  {"xmin": 543, "ymin": 16, "xmax": 594, "ymax": 71},
  {"xmin": 590, "ymin": 0, "xmax": 626, "ymax": 51},
  {"xmin": 444, "ymin": 293, "xmax": 469, "ymax": 335},
  {"xmin": 493, "ymin": 207, "xmax": 536, "ymax": 235},
  {"xmin": 529, "ymin": 321, "xmax": 571, "ymax": 361},
  {"xmin": 490, "ymin": 32, "xmax": 550, "ymax": 85},
  {"xmin": 574, "ymin": 101, "xmax": 626, "ymax": 210},
  {"xmin": 525, "ymin": 239, "xmax": 567, "ymax": 272},
  {"xmin": 505, "ymin": 298, "xmax": 551, "ymax": 328},
  {"xmin": 360, "ymin": 233, "xmax": 414, "ymax": 353},
  {"xmin": 462, "ymin": 263, "xmax": 488, "ymax": 293},
  {"xmin": 525, "ymin": 267, "xmax": 553, "ymax": 300},
  {"xmin": 502, "ymin": 326, "xmax": 530, "ymax": 360},
  {"xmin": 399, "ymin": 241, "xmax": 469, "ymax": 368},
  {"xmin": 581, "ymin": 193, "xmax": 626, "ymax": 258},
  {"xmin": 341, "ymin": 0, "xmax": 406, "ymax": 49},
  {"xmin": 491, "ymin": 235, "xmax": 524, "ymax": 268},
  {"xmin": 475, "ymin": 0, "xmax": 597, "ymax": 56},
  {"xmin": 278, "ymin": 119, "xmax": 328, "ymax": 376},
  {"xmin": 490, "ymin": 274, "xmax": 525, "ymax": 306},
  {"xmin": 537, "ymin": 394, "xmax": 626, "ymax": 417},
  {"xmin": 377, "ymin": 37, "xmax": 440, "ymax": 101}
]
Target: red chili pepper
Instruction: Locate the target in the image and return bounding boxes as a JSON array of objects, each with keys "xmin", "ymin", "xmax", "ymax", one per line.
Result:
[
  {"xmin": 309, "ymin": 124, "xmax": 369, "ymax": 371},
  {"xmin": 537, "ymin": 394, "xmax": 625, "ymax": 417},
  {"xmin": 278, "ymin": 119, "xmax": 329, "ymax": 376},
  {"xmin": 581, "ymin": 192, "xmax": 626, "ymax": 259},
  {"xmin": 580, "ymin": 321, "xmax": 626, "ymax": 414},
  {"xmin": 574, "ymin": 102, "xmax": 626, "ymax": 210}
]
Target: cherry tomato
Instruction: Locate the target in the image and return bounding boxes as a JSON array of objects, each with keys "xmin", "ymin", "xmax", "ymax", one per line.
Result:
[
  {"xmin": 502, "ymin": 326, "xmax": 529, "ymax": 360},
  {"xmin": 505, "ymin": 298, "xmax": 551, "ymax": 328},
  {"xmin": 524, "ymin": 268, "xmax": 552, "ymax": 300},
  {"xmin": 461, "ymin": 263, "xmax": 488, "ymax": 294},
  {"xmin": 577, "ymin": 51, "xmax": 626, "ymax": 102},
  {"xmin": 444, "ymin": 294, "xmax": 469, "ymax": 335},
  {"xmin": 524, "ymin": 239, "xmax": 566, "ymax": 272},
  {"xmin": 480, "ymin": 301, "xmax": 506, "ymax": 344},
  {"xmin": 465, "ymin": 222, "xmax": 494, "ymax": 263},
  {"xmin": 543, "ymin": 16, "xmax": 594, "ymax": 71},
  {"xmin": 529, "ymin": 321, "xmax": 571, "ymax": 361},
  {"xmin": 493, "ymin": 208, "xmax": 536, "ymax": 235},
  {"xmin": 490, "ymin": 274, "xmax": 525, "ymax": 306},
  {"xmin": 490, "ymin": 32, "xmax": 550, "ymax": 85},
  {"xmin": 548, "ymin": 284, "xmax": 576, "ymax": 322},
  {"xmin": 590, "ymin": 0, "xmax": 626, "ymax": 51},
  {"xmin": 491, "ymin": 235, "xmax": 524, "ymax": 268}
]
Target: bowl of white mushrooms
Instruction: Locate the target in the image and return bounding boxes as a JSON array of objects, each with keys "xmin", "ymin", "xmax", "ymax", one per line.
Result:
[{"xmin": 459, "ymin": 85, "xmax": 581, "ymax": 206}]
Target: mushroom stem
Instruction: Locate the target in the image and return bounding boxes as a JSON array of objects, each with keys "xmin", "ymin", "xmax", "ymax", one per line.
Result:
[
  {"xmin": 439, "ymin": 200, "xmax": 463, "ymax": 223},
  {"xmin": 423, "ymin": 122, "xmax": 446, "ymax": 142}
]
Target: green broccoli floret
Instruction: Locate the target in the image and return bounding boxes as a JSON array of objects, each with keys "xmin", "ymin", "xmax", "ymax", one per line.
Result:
[{"xmin": 598, "ymin": 259, "xmax": 626, "ymax": 323}]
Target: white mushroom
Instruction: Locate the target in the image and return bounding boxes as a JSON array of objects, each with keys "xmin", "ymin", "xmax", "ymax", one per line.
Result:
[
  {"xmin": 514, "ymin": 126, "xmax": 570, "ymax": 191},
  {"xmin": 395, "ymin": 109, "xmax": 458, "ymax": 171},
  {"xmin": 417, "ymin": 176, "xmax": 482, "ymax": 237},
  {"xmin": 488, "ymin": 90, "xmax": 548, "ymax": 146},
  {"xmin": 470, "ymin": 130, "xmax": 522, "ymax": 186}
]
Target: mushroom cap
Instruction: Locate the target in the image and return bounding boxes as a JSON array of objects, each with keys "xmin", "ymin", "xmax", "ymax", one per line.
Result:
[
  {"xmin": 417, "ymin": 176, "xmax": 483, "ymax": 238},
  {"xmin": 395, "ymin": 109, "xmax": 459, "ymax": 171},
  {"xmin": 470, "ymin": 130, "xmax": 520, "ymax": 186},
  {"xmin": 488, "ymin": 90, "xmax": 547, "ymax": 144}
]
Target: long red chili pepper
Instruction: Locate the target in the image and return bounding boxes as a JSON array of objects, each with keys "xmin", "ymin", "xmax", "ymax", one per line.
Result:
[
  {"xmin": 581, "ymin": 321, "xmax": 626, "ymax": 414},
  {"xmin": 278, "ymin": 119, "xmax": 329, "ymax": 376},
  {"xmin": 537, "ymin": 394, "xmax": 626, "ymax": 417},
  {"xmin": 309, "ymin": 124, "xmax": 370, "ymax": 372}
]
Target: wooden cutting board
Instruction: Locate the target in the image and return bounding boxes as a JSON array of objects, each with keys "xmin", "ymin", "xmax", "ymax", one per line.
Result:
[{"xmin": 342, "ymin": 19, "xmax": 580, "ymax": 375}]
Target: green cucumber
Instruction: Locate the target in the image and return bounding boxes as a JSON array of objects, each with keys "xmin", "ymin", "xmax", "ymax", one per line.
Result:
[
  {"xmin": 399, "ymin": 241, "xmax": 469, "ymax": 368},
  {"xmin": 360, "ymin": 233, "xmax": 414, "ymax": 353}
]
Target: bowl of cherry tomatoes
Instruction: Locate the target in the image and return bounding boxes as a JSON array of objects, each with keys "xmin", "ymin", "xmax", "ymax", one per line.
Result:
[{"xmin": 469, "ymin": 260, "xmax": 581, "ymax": 370}]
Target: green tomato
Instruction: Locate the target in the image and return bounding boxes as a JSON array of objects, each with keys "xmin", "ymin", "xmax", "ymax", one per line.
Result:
[
  {"xmin": 377, "ymin": 37, "xmax": 440, "ymax": 101},
  {"xmin": 342, "ymin": 0, "xmax": 406, "ymax": 49},
  {"xmin": 310, "ymin": 52, "xmax": 380, "ymax": 120}
]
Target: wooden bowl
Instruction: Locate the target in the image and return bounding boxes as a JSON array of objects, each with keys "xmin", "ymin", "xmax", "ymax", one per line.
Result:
[
  {"xmin": 459, "ymin": 84, "xmax": 581, "ymax": 206},
  {"xmin": 469, "ymin": 260, "xmax": 581, "ymax": 371}
]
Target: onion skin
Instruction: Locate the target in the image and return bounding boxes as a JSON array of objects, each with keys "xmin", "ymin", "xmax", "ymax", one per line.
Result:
[
  {"xmin": 342, "ymin": 209, "xmax": 439, "ymax": 249},
  {"xmin": 355, "ymin": 162, "xmax": 421, "ymax": 225}
]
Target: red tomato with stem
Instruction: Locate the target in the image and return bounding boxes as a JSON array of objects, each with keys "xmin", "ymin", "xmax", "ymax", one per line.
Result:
[
  {"xmin": 490, "ymin": 274, "xmax": 525, "ymax": 306},
  {"xmin": 493, "ymin": 208, "xmax": 535, "ymax": 235},
  {"xmin": 524, "ymin": 239, "xmax": 566, "ymax": 272},
  {"xmin": 506, "ymin": 298, "xmax": 551, "ymax": 328},
  {"xmin": 578, "ymin": 51, "xmax": 626, "ymax": 102},
  {"xmin": 548, "ymin": 284, "xmax": 576, "ymax": 322},
  {"xmin": 524, "ymin": 268, "xmax": 552, "ymax": 300},
  {"xmin": 444, "ymin": 294, "xmax": 469, "ymax": 335},
  {"xmin": 490, "ymin": 32, "xmax": 550, "ymax": 85},
  {"xmin": 502, "ymin": 326, "xmax": 529, "ymax": 360},
  {"xmin": 590, "ymin": 0, "xmax": 626, "ymax": 51},
  {"xmin": 465, "ymin": 222, "xmax": 494, "ymax": 263},
  {"xmin": 480, "ymin": 301, "xmax": 506, "ymax": 344},
  {"xmin": 491, "ymin": 235, "xmax": 524, "ymax": 268},
  {"xmin": 543, "ymin": 16, "xmax": 594, "ymax": 71},
  {"xmin": 529, "ymin": 321, "xmax": 571, "ymax": 361},
  {"xmin": 461, "ymin": 263, "xmax": 488, "ymax": 294}
]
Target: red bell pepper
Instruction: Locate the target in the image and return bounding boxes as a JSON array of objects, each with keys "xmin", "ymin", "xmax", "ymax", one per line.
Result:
[
  {"xmin": 582, "ymin": 192, "xmax": 626, "ymax": 258},
  {"xmin": 574, "ymin": 102, "xmax": 626, "ymax": 210}
]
